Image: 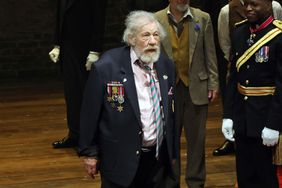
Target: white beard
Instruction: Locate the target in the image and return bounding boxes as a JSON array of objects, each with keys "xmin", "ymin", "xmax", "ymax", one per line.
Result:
[{"xmin": 136, "ymin": 46, "xmax": 161, "ymax": 64}]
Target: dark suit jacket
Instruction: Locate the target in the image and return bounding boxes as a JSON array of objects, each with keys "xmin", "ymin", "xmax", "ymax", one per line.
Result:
[
  {"xmin": 54, "ymin": 0, "xmax": 107, "ymax": 53},
  {"xmin": 223, "ymin": 21, "xmax": 282, "ymax": 137},
  {"xmin": 78, "ymin": 46, "xmax": 177, "ymax": 187}
]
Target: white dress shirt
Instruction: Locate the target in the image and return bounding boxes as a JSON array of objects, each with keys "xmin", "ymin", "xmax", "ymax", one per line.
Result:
[{"xmin": 130, "ymin": 48, "xmax": 162, "ymax": 147}]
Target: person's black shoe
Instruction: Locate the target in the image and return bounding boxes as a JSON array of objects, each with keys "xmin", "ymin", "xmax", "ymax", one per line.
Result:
[
  {"xmin": 52, "ymin": 137, "xmax": 77, "ymax": 148},
  {"xmin": 213, "ymin": 140, "xmax": 235, "ymax": 156}
]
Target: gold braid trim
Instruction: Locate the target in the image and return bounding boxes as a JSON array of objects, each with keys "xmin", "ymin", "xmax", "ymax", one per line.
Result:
[{"xmin": 236, "ymin": 28, "xmax": 282, "ymax": 72}]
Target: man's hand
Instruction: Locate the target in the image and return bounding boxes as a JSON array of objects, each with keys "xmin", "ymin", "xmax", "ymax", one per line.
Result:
[
  {"xmin": 261, "ymin": 127, "xmax": 279, "ymax": 146},
  {"xmin": 222, "ymin": 118, "xmax": 235, "ymax": 141},
  {"xmin": 84, "ymin": 157, "xmax": 99, "ymax": 179},
  {"xmin": 85, "ymin": 51, "xmax": 99, "ymax": 71},
  {"xmin": 208, "ymin": 90, "xmax": 218, "ymax": 102},
  {"xmin": 48, "ymin": 46, "xmax": 60, "ymax": 63}
]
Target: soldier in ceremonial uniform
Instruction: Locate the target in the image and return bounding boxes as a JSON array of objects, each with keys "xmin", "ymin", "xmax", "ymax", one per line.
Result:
[
  {"xmin": 221, "ymin": 0, "xmax": 282, "ymax": 187},
  {"xmin": 214, "ymin": 0, "xmax": 282, "ymax": 156}
]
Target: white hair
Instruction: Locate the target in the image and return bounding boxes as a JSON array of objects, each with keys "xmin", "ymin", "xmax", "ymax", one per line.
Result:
[{"xmin": 122, "ymin": 10, "xmax": 166, "ymax": 46}]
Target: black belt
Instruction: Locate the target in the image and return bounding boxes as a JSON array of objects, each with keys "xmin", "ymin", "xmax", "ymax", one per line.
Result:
[{"xmin": 141, "ymin": 145, "xmax": 156, "ymax": 152}]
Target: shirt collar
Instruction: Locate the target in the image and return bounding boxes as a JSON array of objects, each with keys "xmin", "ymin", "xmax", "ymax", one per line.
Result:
[
  {"xmin": 130, "ymin": 47, "xmax": 154, "ymax": 69},
  {"xmin": 167, "ymin": 5, "xmax": 193, "ymax": 22},
  {"xmin": 130, "ymin": 47, "xmax": 139, "ymax": 65}
]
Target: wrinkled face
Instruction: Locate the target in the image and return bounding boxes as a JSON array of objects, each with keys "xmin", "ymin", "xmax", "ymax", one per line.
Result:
[
  {"xmin": 131, "ymin": 22, "xmax": 161, "ymax": 64},
  {"xmin": 243, "ymin": 0, "xmax": 272, "ymax": 23},
  {"xmin": 170, "ymin": 0, "xmax": 190, "ymax": 12}
]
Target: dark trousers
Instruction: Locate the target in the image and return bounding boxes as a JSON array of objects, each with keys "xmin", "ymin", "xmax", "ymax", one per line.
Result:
[
  {"xmin": 61, "ymin": 43, "xmax": 88, "ymax": 141},
  {"xmin": 235, "ymin": 134, "xmax": 278, "ymax": 188},
  {"xmin": 101, "ymin": 143, "xmax": 174, "ymax": 188},
  {"xmin": 175, "ymin": 81, "xmax": 208, "ymax": 188}
]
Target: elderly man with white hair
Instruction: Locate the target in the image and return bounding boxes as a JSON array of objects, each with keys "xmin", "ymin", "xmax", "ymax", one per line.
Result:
[{"xmin": 78, "ymin": 10, "xmax": 178, "ymax": 188}]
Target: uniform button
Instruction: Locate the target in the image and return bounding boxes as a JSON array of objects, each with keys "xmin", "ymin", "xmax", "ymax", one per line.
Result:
[
  {"xmin": 136, "ymin": 150, "xmax": 140, "ymax": 155},
  {"xmin": 245, "ymin": 80, "xmax": 249, "ymax": 84},
  {"xmin": 138, "ymin": 131, "xmax": 142, "ymax": 135},
  {"xmin": 247, "ymin": 65, "xmax": 250, "ymax": 69},
  {"xmin": 244, "ymin": 96, "xmax": 248, "ymax": 100},
  {"xmin": 235, "ymin": 52, "xmax": 238, "ymax": 56}
]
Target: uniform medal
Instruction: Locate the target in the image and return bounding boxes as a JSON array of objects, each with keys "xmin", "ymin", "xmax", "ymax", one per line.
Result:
[
  {"xmin": 107, "ymin": 81, "xmax": 125, "ymax": 112},
  {"xmin": 247, "ymin": 33, "xmax": 256, "ymax": 46},
  {"xmin": 255, "ymin": 46, "xmax": 269, "ymax": 63},
  {"xmin": 248, "ymin": 16, "xmax": 274, "ymax": 47}
]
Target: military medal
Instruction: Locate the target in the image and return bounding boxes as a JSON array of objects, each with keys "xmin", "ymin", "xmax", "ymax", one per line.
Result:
[
  {"xmin": 117, "ymin": 95, "xmax": 124, "ymax": 104},
  {"xmin": 117, "ymin": 94, "xmax": 124, "ymax": 112},
  {"xmin": 248, "ymin": 16, "xmax": 274, "ymax": 47},
  {"xmin": 117, "ymin": 105, "xmax": 123, "ymax": 112},
  {"xmin": 255, "ymin": 46, "xmax": 269, "ymax": 63},
  {"xmin": 107, "ymin": 81, "xmax": 125, "ymax": 112},
  {"xmin": 247, "ymin": 33, "xmax": 256, "ymax": 46},
  {"xmin": 107, "ymin": 96, "xmax": 112, "ymax": 102}
]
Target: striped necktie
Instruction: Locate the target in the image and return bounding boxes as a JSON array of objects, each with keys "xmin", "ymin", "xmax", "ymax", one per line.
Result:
[{"xmin": 144, "ymin": 65, "xmax": 164, "ymax": 158}]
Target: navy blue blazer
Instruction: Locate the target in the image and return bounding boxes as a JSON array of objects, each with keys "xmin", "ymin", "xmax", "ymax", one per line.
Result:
[{"xmin": 78, "ymin": 46, "xmax": 177, "ymax": 187}]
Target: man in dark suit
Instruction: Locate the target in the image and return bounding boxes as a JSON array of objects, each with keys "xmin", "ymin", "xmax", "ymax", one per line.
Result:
[
  {"xmin": 222, "ymin": 0, "xmax": 282, "ymax": 186},
  {"xmin": 78, "ymin": 11, "xmax": 178, "ymax": 188},
  {"xmin": 48, "ymin": 0, "xmax": 107, "ymax": 148}
]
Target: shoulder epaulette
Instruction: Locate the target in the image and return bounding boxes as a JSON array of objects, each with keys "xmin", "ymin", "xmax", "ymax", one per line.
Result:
[
  {"xmin": 234, "ymin": 19, "xmax": 248, "ymax": 27},
  {"xmin": 273, "ymin": 20, "xmax": 282, "ymax": 30}
]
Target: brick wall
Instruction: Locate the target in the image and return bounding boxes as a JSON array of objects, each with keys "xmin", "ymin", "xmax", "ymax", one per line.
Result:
[
  {"xmin": 0, "ymin": 0, "xmax": 58, "ymax": 82},
  {"xmin": 0, "ymin": 0, "xmax": 128, "ymax": 83}
]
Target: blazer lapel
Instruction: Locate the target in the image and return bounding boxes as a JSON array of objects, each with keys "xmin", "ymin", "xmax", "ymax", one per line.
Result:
[
  {"xmin": 188, "ymin": 8, "xmax": 199, "ymax": 66},
  {"xmin": 157, "ymin": 8, "xmax": 173, "ymax": 60},
  {"xmin": 119, "ymin": 49, "xmax": 142, "ymax": 127}
]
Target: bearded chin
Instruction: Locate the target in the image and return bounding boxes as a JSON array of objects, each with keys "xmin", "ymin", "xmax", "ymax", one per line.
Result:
[
  {"xmin": 139, "ymin": 48, "xmax": 160, "ymax": 64},
  {"xmin": 176, "ymin": 4, "xmax": 189, "ymax": 12}
]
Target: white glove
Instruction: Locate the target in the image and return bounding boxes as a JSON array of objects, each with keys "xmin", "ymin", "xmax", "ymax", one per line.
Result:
[
  {"xmin": 222, "ymin": 118, "xmax": 235, "ymax": 142},
  {"xmin": 85, "ymin": 51, "xmax": 99, "ymax": 71},
  {"xmin": 48, "ymin": 46, "xmax": 60, "ymax": 63},
  {"xmin": 261, "ymin": 127, "xmax": 279, "ymax": 146}
]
